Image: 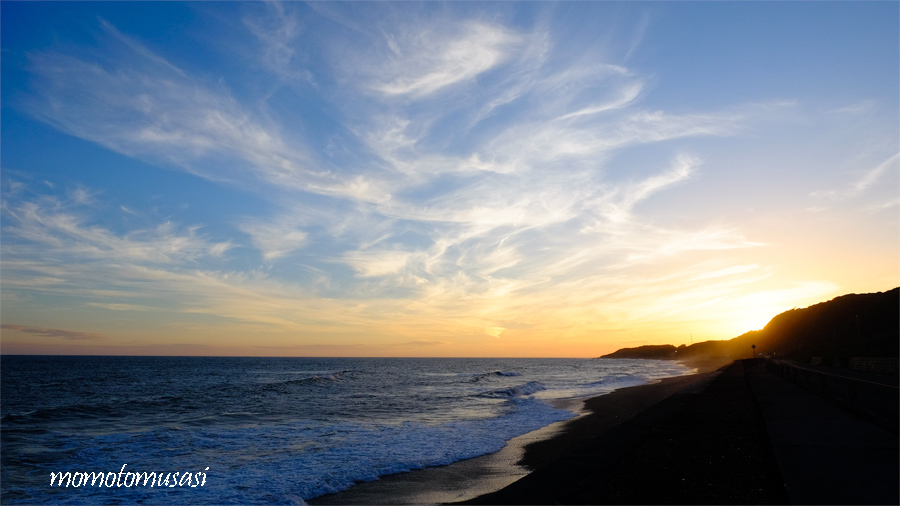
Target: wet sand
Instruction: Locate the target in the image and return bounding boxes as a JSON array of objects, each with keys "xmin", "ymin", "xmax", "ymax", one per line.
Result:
[
  {"xmin": 311, "ymin": 357, "xmax": 898, "ymax": 505},
  {"xmin": 309, "ymin": 357, "xmax": 731, "ymax": 505},
  {"xmin": 463, "ymin": 358, "xmax": 787, "ymax": 505}
]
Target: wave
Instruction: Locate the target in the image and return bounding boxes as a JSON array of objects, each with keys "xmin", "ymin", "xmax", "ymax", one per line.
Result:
[
  {"xmin": 0, "ymin": 356, "xmax": 694, "ymax": 505},
  {"xmin": 1, "ymin": 393, "xmax": 202, "ymax": 425},
  {"xmin": 285, "ymin": 396, "xmax": 574, "ymax": 500},
  {"xmin": 1, "ymin": 402, "xmax": 120, "ymax": 424},
  {"xmin": 467, "ymin": 370, "xmax": 522, "ymax": 382},
  {"xmin": 479, "ymin": 381, "xmax": 546, "ymax": 398},
  {"xmin": 280, "ymin": 375, "xmax": 337, "ymax": 387},
  {"xmin": 260, "ymin": 370, "xmax": 353, "ymax": 392}
]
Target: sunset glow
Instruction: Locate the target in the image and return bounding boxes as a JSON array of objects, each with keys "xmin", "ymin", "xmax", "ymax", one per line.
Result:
[{"xmin": 2, "ymin": 2, "xmax": 897, "ymax": 357}]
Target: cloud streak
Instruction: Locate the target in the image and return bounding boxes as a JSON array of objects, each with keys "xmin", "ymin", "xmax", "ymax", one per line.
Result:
[
  {"xmin": 1, "ymin": 324, "xmax": 104, "ymax": 340},
  {"xmin": 810, "ymin": 152, "xmax": 900, "ymax": 211},
  {"xmin": 4, "ymin": 3, "xmax": 880, "ymax": 355},
  {"xmin": 2, "ymin": 195, "xmax": 233, "ymax": 265},
  {"xmin": 372, "ymin": 21, "xmax": 522, "ymax": 98}
]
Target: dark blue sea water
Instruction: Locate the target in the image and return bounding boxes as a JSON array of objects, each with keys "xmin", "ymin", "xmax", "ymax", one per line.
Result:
[{"xmin": 1, "ymin": 356, "xmax": 690, "ymax": 504}]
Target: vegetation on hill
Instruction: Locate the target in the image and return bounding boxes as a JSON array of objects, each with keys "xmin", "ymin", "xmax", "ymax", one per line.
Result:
[{"xmin": 600, "ymin": 288, "xmax": 899, "ymax": 366}]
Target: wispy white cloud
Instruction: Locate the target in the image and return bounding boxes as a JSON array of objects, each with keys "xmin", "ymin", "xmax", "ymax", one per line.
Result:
[
  {"xmin": 25, "ymin": 31, "xmax": 325, "ymax": 195},
  {"xmin": 85, "ymin": 302, "xmax": 154, "ymax": 311},
  {"xmin": 558, "ymin": 82, "xmax": 644, "ymax": 120},
  {"xmin": 3, "ymin": 187, "xmax": 233, "ymax": 264},
  {"xmin": 850, "ymin": 153, "xmax": 899, "ymax": 196},
  {"xmin": 826, "ymin": 100, "xmax": 876, "ymax": 116},
  {"xmin": 618, "ymin": 154, "xmax": 696, "ymax": 215},
  {"xmin": 343, "ymin": 249, "xmax": 414, "ymax": 278},
  {"xmin": 623, "ymin": 10, "xmax": 650, "ymax": 61},
  {"xmin": 97, "ymin": 18, "xmax": 187, "ymax": 77},
  {"xmin": 243, "ymin": 2, "xmax": 313, "ymax": 84},
  {"xmin": 867, "ymin": 198, "xmax": 900, "ymax": 211},
  {"xmin": 68, "ymin": 185, "xmax": 97, "ymax": 206},
  {"xmin": 484, "ymin": 327, "xmax": 505, "ymax": 338},
  {"xmin": 239, "ymin": 220, "xmax": 308, "ymax": 261},
  {"xmin": 370, "ymin": 21, "xmax": 522, "ymax": 98},
  {"xmin": 810, "ymin": 152, "xmax": 899, "ymax": 202},
  {"xmin": 4, "ymin": 4, "xmax": 846, "ymax": 355}
]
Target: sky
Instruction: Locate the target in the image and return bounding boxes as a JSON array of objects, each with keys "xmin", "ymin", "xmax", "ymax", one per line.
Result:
[{"xmin": 1, "ymin": 2, "xmax": 897, "ymax": 358}]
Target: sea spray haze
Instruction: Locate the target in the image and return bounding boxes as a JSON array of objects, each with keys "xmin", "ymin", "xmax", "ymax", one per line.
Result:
[{"xmin": 1, "ymin": 356, "xmax": 690, "ymax": 504}]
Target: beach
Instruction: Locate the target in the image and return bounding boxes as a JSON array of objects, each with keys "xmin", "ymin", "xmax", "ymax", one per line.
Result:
[
  {"xmin": 6, "ymin": 355, "xmax": 894, "ymax": 504},
  {"xmin": 312, "ymin": 357, "xmax": 899, "ymax": 505},
  {"xmin": 464, "ymin": 357, "xmax": 784, "ymax": 505},
  {"xmin": 1, "ymin": 356, "xmax": 691, "ymax": 504},
  {"xmin": 309, "ymin": 357, "xmax": 731, "ymax": 505}
]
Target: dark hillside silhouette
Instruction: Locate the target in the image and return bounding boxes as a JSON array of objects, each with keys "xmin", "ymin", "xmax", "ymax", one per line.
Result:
[
  {"xmin": 600, "ymin": 344, "xmax": 677, "ymax": 360},
  {"xmin": 601, "ymin": 288, "xmax": 899, "ymax": 367}
]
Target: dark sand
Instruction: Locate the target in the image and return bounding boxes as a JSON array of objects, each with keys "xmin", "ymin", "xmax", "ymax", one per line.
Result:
[
  {"xmin": 517, "ymin": 356, "xmax": 733, "ymax": 471},
  {"xmin": 312, "ymin": 357, "xmax": 898, "ymax": 505},
  {"xmin": 464, "ymin": 358, "xmax": 788, "ymax": 505},
  {"xmin": 310, "ymin": 357, "xmax": 732, "ymax": 505}
]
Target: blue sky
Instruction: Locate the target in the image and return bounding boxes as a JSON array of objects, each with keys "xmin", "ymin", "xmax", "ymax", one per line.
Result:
[{"xmin": 2, "ymin": 2, "xmax": 898, "ymax": 357}]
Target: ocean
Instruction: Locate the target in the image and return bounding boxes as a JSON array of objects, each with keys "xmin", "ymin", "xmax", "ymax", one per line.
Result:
[{"xmin": 1, "ymin": 356, "xmax": 691, "ymax": 504}]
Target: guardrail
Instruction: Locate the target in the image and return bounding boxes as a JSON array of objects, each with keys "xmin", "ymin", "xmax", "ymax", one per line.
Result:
[{"xmin": 765, "ymin": 359, "xmax": 899, "ymax": 435}]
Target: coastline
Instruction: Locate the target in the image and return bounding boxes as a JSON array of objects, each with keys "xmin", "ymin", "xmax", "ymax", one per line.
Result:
[
  {"xmin": 309, "ymin": 357, "xmax": 730, "ymax": 505},
  {"xmin": 308, "ymin": 411, "xmax": 569, "ymax": 505},
  {"xmin": 462, "ymin": 358, "xmax": 789, "ymax": 505},
  {"xmin": 517, "ymin": 356, "xmax": 731, "ymax": 470}
]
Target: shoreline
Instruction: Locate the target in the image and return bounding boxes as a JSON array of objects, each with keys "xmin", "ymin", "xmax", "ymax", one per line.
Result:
[
  {"xmin": 517, "ymin": 356, "xmax": 731, "ymax": 471},
  {"xmin": 308, "ymin": 357, "xmax": 731, "ymax": 505},
  {"xmin": 309, "ymin": 411, "xmax": 571, "ymax": 505}
]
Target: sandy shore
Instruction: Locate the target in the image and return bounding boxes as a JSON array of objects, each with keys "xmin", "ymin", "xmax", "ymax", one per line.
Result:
[
  {"xmin": 463, "ymin": 358, "xmax": 787, "ymax": 505},
  {"xmin": 311, "ymin": 357, "xmax": 898, "ymax": 505},
  {"xmin": 516, "ymin": 356, "xmax": 732, "ymax": 471},
  {"xmin": 309, "ymin": 357, "xmax": 731, "ymax": 505}
]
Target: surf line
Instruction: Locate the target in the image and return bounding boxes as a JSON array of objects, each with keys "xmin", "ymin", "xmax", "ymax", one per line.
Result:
[{"xmin": 49, "ymin": 464, "xmax": 209, "ymax": 488}]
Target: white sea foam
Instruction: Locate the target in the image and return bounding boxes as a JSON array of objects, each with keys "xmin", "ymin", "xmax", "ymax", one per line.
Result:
[
  {"xmin": 1, "ymin": 356, "xmax": 692, "ymax": 504},
  {"xmin": 285, "ymin": 396, "xmax": 575, "ymax": 499},
  {"xmin": 480, "ymin": 381, "xmax": 547, "ymax": 398}
]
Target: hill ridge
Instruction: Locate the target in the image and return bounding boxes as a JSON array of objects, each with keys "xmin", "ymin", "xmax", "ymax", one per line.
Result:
[{"xmin": 601, "ymin": 288, "xmax": 899, "ymax": 367}]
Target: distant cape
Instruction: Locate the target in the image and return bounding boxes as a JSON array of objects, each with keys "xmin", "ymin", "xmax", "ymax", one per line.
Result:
[
  {"xmin": 600, "ymin": 344, "xmax": 679, "ymax": 360},
  {"xmin": 600, "ymin": 287, "xmax": 899, "ymax": 365}
]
